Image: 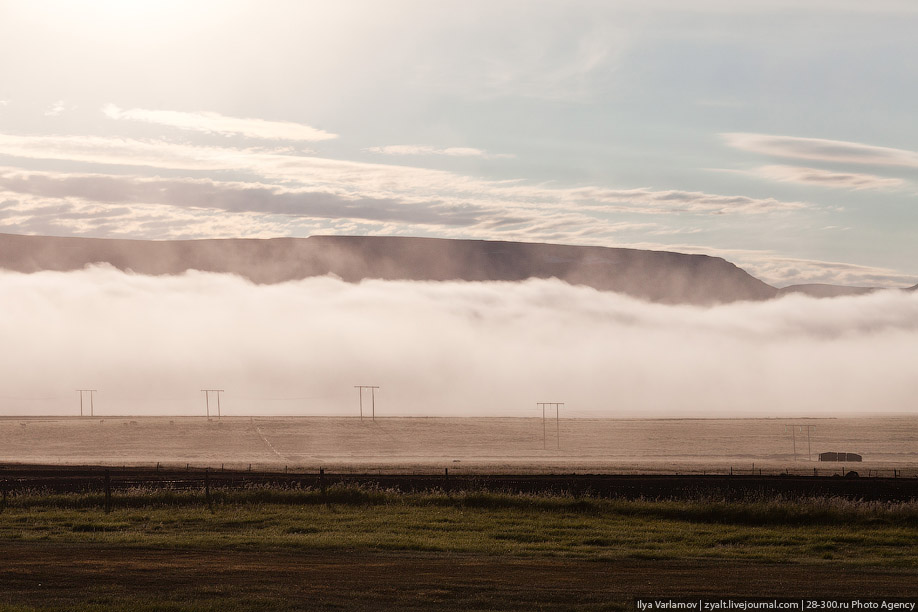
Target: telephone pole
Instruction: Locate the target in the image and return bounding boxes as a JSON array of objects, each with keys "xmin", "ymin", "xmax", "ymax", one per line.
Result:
[
  {"xmin": 785, "ymin": 424, "xmax": 816, "ymax": 461},
  {"xmin": 803, "ymin": 425, "xmax": 815, "ymax": 461},
  {"xmin": 77, "ymin": 390, "xmax": 97, "ymax": 417},
  {"xmin": 354, "ymin": 386, "xmax": 379, "ymax": 421},
  {"xmin": 201, "ymin": 390, "xmax": 224, "ymax": 419},
  {"xmin": 537, "ymin": 402, "xmax": 563, "ymax": 450},
  {"xmin": 785, "ymin": 424, "xmax": 797, "ymax": 461}
]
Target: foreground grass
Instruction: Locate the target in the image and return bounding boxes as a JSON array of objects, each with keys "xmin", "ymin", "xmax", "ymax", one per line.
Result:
[{"xmin": 2, "ymin": 486, "xmax": 917, "ymax": 567}]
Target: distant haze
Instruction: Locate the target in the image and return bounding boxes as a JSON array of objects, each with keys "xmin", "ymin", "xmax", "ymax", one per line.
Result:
[{"xmin": 1, "ymin": 267, "xmax": 915, "ymax": 418}]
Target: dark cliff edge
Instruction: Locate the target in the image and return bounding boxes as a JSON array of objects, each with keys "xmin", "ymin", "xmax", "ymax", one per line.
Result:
[
  {"xmin": 0, "ymin": 232, "xmax": 885, "ymax": 305},
  {"xmin": 777, "ymin": 284, "xmax": 877, "ymax": 298}
]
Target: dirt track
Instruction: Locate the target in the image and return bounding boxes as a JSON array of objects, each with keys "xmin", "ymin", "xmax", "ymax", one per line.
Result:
[{"xmin": 1, "ymin": 542, "xmax": 916, "ymax": 611}]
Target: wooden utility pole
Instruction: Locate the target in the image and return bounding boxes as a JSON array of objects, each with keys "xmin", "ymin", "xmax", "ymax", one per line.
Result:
[
  {"xmin": 538, "ymin": 402, "xmax": 550, "ymax": 450},
  {"xmin": 803, "ymin": 425, "xmax": 815, "ymax": 461},
  {"xmin": 201, "ymin": 390, "xmax": 224, "ymax": 419},
  {"xmin": 354, "ymin": 386, "xmax": 379, "ymax": 421},
  {"xmin": 785, "ymin": 424, "xmax": 816, "ymax": 462},
  {"xmin": 77, "ymin": 390, "xmax": 97, "ymax": 417},
  {"xmin": 537, "ymin": 402, "xmax": 564, "ymax": 450}
]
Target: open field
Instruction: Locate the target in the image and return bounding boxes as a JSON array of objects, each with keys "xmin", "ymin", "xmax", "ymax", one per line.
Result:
[
  {"xmin": 2, "ymin": 417, "xmax": 916, "ymax": 610},
  {"xmin": 1, "ymin": 416, "xmax": 916, "ymax": 475},
  {"xmin": 1, "ymin": 487, "xmax": 917, "ymax": 610}
]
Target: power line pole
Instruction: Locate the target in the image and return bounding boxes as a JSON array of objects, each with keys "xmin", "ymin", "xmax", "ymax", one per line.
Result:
[
  {"xmin": 537, "ymin": 402, "xmax": 564, "ymax": 450},
  {"xmin": 542, "ymin": 403, "xmax": 546, "ymax": 449},
  {"xmin": 785, "ymin": 424, "xmax": 817, "ymax": 462},
  {"xmin": 354, "ymin": 386, "xmax": 379, "ymax": 421},
  {"xmin": 803, "ymin": 425, "xmax": 815, "ymax": 461},
  {"xmin": 201, "ymin": 390, "xmax": 224, "ymax": 419},
  {"xmin": 556, "ymin": 403, "xmax": 561, "ymax": 450},
  {"xmin": 77, "ymin": 390, "xmax": 97, "ymax": 417}
]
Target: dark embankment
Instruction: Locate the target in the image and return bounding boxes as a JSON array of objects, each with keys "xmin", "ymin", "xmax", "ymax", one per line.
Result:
[{"xmin": 2, "ymin": 464, "xmax": 916, "ymax": 502}]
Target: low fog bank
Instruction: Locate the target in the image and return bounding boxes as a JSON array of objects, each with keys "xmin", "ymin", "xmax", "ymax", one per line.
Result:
[{"xmin": 1, "ymin": 266, "xmax": 916, "ymax": 418}]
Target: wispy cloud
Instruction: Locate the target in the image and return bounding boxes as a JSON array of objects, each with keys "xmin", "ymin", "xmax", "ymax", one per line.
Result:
[
  {"xmin": 0, "ymin": 133, "xmax": 811, "ymax": 219},
  {"xmin": 0, "ymin": 192, "xmax": 299, "ymax": 240},
  {"xmin": 722, "ymin": 132, "xmax": 918, "ymax": 168},
  {"xmin": 0, "ymin": 167, "xmax": 659, "ymax": 245},
  {"xmin": 0, "ymin": 167, "xmax": 488, "ymax": 228},
  {"xmin": 365, "ymin": 145, "xmax": 514, "ymax": 159},
  {"xmin": 0, "ymin": 188, "xmax": 655, "ymax": 246},
  {"xmin": 44, "ymin": 100, "xmax": 66, "ymax": 117},
  {"xmin": 567, "ymin": 187, "xmax": 809, "ymax": 214},
  {"xmin": 419, "ymin": 17, "xmax": 623, "ymax": 102},
  {"xmin": 2, "ymin": 163, "xmax": 906, "ymax": 288},
  {"xmin": 0, "ymin": 133, "xmax": 251, "ymax": 172},
  {"xmin": 1, "ymin": 165, "xmax": 909, "ymax": 289},
  {"xmin": 627, "ymin": 241, "xmax": 915, "ymax": 288},
  {"xmin": 102, "ymin": 104, "xmax": 338, "ymax": 142},
  {"xmin": 747, "ymin": 165, "xmax": 905, "ymax": 191},
  {"xmin": 740, "ymin": 255, "xmax": 915, "ymax": 288}
]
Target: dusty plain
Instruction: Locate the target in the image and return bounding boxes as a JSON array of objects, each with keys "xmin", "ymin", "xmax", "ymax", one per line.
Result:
[{"xmin": 0, "ymin": 415, "xmax": 915, "ymax": 475}]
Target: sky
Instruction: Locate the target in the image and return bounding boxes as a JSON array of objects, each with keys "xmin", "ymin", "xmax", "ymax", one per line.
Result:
[{"xmin": 0, "ymin": 0, "xmax": 916, "ymax": 288}]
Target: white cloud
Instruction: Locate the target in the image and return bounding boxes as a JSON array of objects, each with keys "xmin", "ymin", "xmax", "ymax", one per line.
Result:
[
  {"xmin": 1, "ymin": 269, "xmax": 917, "ymax": 417},
  {"xmin": 746, "ymin": 165, "xmax": 905, "ymax": 191},
  {"xmin": 627, "ymin": 241, "xmax": 915, "ymax": 288},
  {"xmin": 414, "ymin": 12, "xmax": 625, "ymax": 102},
  {"xmin": 0, "ymin": 167, "xmax": 494, "ymax": 228},
  {"xmin": 0, "ymin": 133, "xmax": 821, "ymax": 267},
  {"xmin": 568, "ymin": 187, "xmax": 809, "ymax": 214},
  {"xmin": 0, "ymin": 133, "xmax": 250, "ymax": 171},
  {"xmin": 44, "ymin": 100, "xmax": 66, "ymax": 116},
  {"xmin": 0, "ymin": 167, "xmax": 658, "ymax": 244},
  {"xmin": 481, "ymin": 31, "xmax": 614, "ymax": 101},
  {"xmin": 0, "ymin": 190, "xmax": 325, "ymax": 240},
  {"xmin": 0, "ymin": 197, "xmax": 648, "ymax": 251},
  {"xmin": 102, "ymin": 104, "xmax": 338, "ymax": 142},
  {"xmin": 1, "ymin": 165, "xmax": 910, "ymax": 288},
  {"xmin": 722, "ymin": 132, "xmax": 918, "ymax": 168},
  {"xmin": 365, "ymin": 145, "xmax": 514, "ymax": 159},
  {"xmin": 0, "ymin": 133, "xmax": 811, "ymax": 220},
  {"xmin": 738, "ymin": 255, "xmax": 915, "ymax": 288}
]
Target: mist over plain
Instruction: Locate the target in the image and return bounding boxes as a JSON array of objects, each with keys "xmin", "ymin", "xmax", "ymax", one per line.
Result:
[{"xmin": 1, "ymin": 266, "xmax": 916, "ymax": 418}]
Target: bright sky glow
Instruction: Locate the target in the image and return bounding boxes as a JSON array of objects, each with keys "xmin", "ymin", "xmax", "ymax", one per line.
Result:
[{"xmin": 0, "ymin": 0, "xmax": 915, "ymax": 287}]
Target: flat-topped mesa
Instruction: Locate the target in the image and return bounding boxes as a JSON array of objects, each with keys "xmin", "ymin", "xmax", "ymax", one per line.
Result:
[
  {"xmin": 305, "ymin": 236, "xmax": 778, "ymax": 304},
  {"xmin": 0, "ymin": 233, "xmax": 779, "ymax": 304}
]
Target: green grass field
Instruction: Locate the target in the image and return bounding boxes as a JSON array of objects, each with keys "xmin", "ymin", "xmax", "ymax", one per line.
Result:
[
  {"xmin": 4, "ymin": 486, "xmax": 918, "ymax": 564},
  {"xmin": 2, "ymin": 486, "xmax": 917, "ymax": 610}
]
